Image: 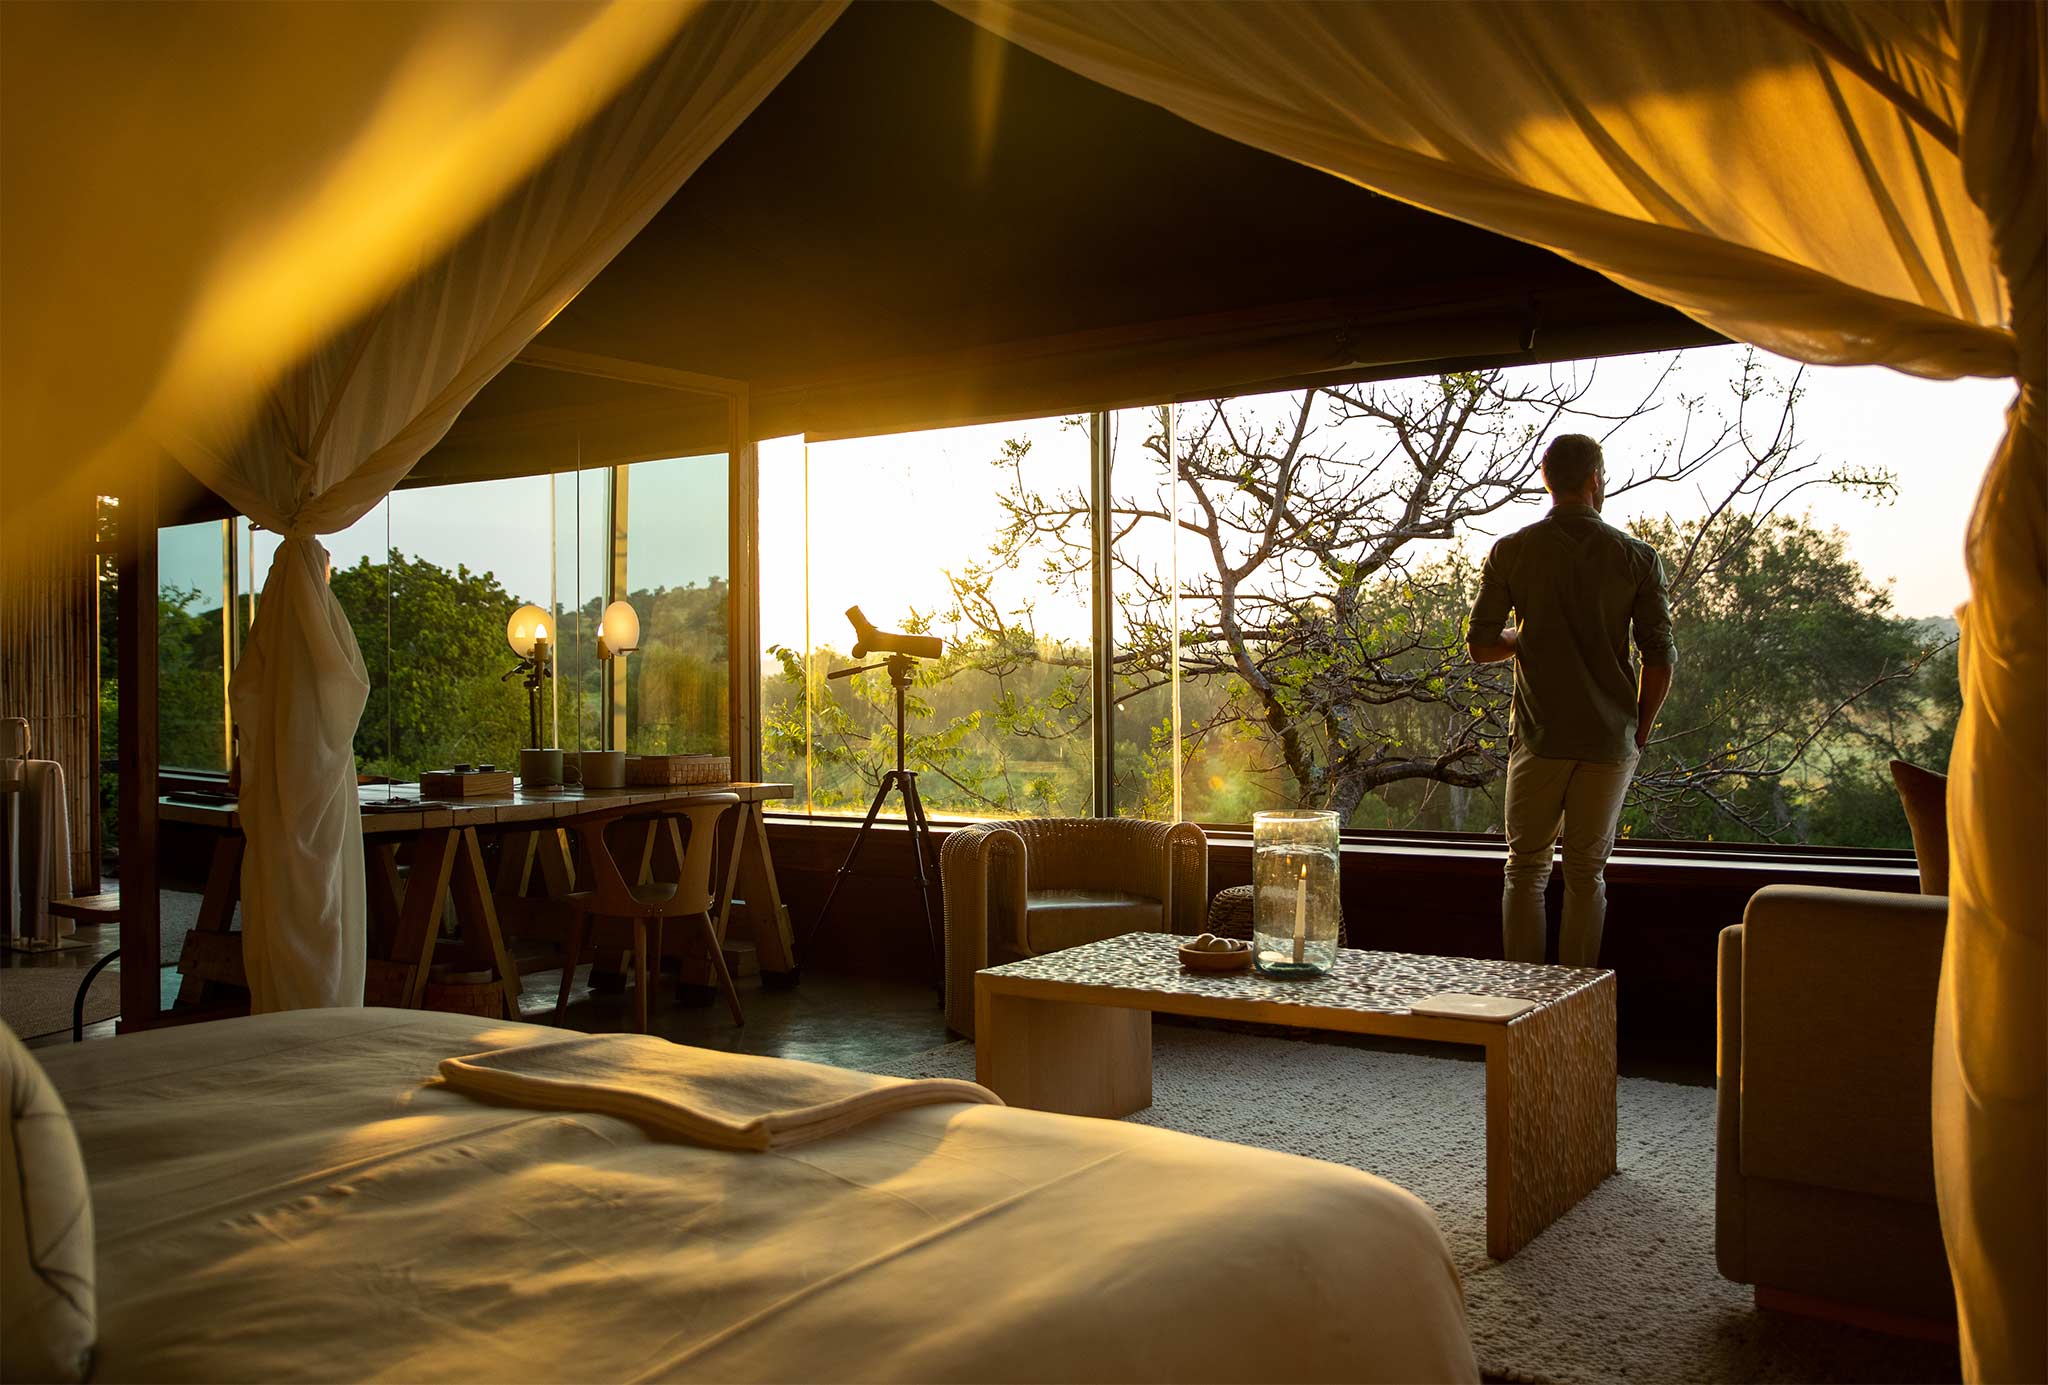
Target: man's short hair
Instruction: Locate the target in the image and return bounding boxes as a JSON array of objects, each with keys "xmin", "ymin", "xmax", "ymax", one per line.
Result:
[{"xmin": 1542, "ymin": 434, "xmax": 1604, "ymax": 493}]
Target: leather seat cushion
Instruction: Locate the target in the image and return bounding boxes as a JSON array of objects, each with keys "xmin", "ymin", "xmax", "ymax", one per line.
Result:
[{"xmin": 1023, "ymin": 889, "xmax": 1164, "ymax": 955}]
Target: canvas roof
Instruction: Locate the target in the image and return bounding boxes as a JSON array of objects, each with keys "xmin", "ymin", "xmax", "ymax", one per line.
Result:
[{"xmin": 398, "ymin": 0, "xmax": 1716, "ymax": 490}]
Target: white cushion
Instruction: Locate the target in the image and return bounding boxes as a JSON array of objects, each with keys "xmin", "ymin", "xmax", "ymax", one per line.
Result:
[{"xmin": 1, "ymin": 1021, "xmax": 95, "ymax": 1382}]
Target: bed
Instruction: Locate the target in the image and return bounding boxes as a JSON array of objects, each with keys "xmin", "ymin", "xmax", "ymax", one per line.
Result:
[{"xmin": 38, "ymin": 1008, "xmax": 1476, "ymax": 1383}]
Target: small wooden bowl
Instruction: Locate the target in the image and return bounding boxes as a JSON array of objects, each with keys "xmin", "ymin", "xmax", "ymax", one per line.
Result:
[{"xmin": 1178, "ymin": 941, "xmax": 1254, "ymax": 973}]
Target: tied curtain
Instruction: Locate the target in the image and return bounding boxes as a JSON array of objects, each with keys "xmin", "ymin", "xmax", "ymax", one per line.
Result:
[
  {"xmin": 155, "ymin": 0, "xmax": 845, "ymax": 1012},
  {"xmin": 938, "ymin": 2, "xmax": 2044, "ymax": 1378}
]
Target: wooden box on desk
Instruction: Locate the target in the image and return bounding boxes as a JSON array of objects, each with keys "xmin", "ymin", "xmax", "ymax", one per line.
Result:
[{"xmin": 419, "ymin": 769, "xmax": 515, "ymax": 798}]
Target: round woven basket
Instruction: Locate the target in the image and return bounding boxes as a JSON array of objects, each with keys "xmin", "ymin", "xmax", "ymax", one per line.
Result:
[{"xmin": 1204, "ymin": 884, "xmax": 1348, "ymax": 946}]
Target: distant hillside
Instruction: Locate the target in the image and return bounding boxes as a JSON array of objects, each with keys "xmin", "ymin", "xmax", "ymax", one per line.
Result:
[{"xmin": 1911, "ymin": 615, "xmax": 1960, "ymax": 645}]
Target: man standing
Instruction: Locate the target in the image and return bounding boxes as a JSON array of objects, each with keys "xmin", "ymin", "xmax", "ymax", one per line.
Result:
[{"xmin": 1465, "ymin": 434, "xmax": 1675, "ymax": 967}]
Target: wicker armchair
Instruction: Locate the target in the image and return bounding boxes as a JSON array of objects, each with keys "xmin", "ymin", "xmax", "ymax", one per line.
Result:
[{"xmin": 940, "ymin": 817, "xmax": 1207, "ymax": 1037}]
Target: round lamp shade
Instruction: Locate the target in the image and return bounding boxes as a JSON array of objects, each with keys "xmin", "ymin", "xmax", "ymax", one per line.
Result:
[
  {"xmin": 599, "ymin": 600, "xmax": 640, "ymax": 656},
  {"xmin": 506, "ymin": 604, "xmax": 550, "ymax": 658}
]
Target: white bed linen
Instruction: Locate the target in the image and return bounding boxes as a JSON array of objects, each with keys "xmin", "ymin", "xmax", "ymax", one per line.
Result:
[{"xmin": 41, "ymin": 1009, "xmax": 1476, "ymax": 1383}]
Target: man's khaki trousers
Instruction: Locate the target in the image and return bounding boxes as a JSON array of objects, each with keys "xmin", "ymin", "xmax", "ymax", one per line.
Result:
[{"xmin": 1501, "ymin": 741, "xmax": 1637, "ymax": 967}]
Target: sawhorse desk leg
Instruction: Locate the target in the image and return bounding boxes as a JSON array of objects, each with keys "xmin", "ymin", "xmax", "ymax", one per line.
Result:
[
  {"xmin": 734, "ymin": 802, "xmax": 798, "ymax": 982},
  {"xmin": 173, "ymin": 834, "xmax": 244, "ymax": 1006}
]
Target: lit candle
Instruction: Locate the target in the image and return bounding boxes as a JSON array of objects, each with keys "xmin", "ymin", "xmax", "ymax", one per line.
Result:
[{"xmin": 1292, "ymin": 862, "xmax": 1308, "ymax": 963}]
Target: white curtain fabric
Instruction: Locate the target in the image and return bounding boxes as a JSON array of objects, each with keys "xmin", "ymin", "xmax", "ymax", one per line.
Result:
[
  {"xmin": 163, "ymin": 1, "xmax": 845, "ymax": 1012},
  {"xmin": 940, "ymin": 3, "xmax": 2044, "ymax": 1377},
  {"xmin": 1935, "ymin": 7, "xmax": 2045, "ymax": 1381}
]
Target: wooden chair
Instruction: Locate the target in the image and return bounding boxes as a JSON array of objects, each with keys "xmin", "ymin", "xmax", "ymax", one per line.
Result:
[{"xmin": 553, "ymin": 795, "xmax": 741, "ymax": 1033}]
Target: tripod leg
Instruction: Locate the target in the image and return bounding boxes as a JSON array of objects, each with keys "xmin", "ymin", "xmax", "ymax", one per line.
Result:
[
  {"xmin": 803, "ymin": 772, "xmax": 898, "ymax": 954},
  {"xmin": 905, "ymin": 776, "xmax": 942, "ymax": 878},
  {"xmin": 901, "ymin": 776, "xmax": 944, "ymax": 990}
]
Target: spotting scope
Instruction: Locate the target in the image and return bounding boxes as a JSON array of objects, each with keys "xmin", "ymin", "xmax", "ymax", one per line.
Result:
[{"xmin": 845, "ymin": 606, "xmax": 944, "ymax": 660}]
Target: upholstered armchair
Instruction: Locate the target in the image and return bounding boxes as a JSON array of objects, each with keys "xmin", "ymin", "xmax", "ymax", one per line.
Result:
[
  {"xmin": 1717, "ymin": 884, "xmax": 1954, "ymax": 1325},
  {"xmin": 940, "ymin": 817, "xmax": 1207, "ymax": 1037}
]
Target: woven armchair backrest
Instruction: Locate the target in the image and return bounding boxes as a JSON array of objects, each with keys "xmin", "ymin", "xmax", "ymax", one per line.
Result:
[{"xmin": 1003, "ymin": 817, "xmax": 1169, "ymax": 898}]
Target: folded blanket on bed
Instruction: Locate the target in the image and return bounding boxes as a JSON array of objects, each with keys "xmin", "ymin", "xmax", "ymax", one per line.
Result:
[{"xmin": 438, "ymin": 1034, "xmax": 1000, "ymax": 1150}]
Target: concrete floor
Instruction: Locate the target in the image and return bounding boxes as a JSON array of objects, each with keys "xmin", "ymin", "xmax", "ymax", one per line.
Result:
[
  {"xmin": 11, "ymin": 904, "xmax": 1707, "ymax": 1087},
  {"xmin": 522, "ymin": 955, "xmax": 950, "ymax": 1068},
  {"xmin": 9, "ymin": 908, "xmax": 950, "ymax": 1068}
]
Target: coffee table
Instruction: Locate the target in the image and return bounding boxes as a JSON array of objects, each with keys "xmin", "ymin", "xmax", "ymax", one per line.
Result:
[{"xmin": 975, "ymin": 931, "xmax": 1617, "ymax": 1258}]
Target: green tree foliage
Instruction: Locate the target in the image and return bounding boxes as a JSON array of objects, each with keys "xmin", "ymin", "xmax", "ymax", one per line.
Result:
[
  {"xmin": 156, "ymin": 585, "xmax": 227, "ymax": 770},
  {"xmin": 99, "ymin": 499, "xmax": 734, "ymax": 854},
  {"xmin": 326, "ymin": 555, "xmax": 730, "ymax": 776},
  {"xmin": 761, "ymin": 627, "xmax": 1093, "ymax": 820},
  {"xmin": 546, "ymin": 579, "xmax": 730, "ymax": 755},
  {"xmin": 622, "ymin": 578, "xmax": 729, "ymax": 754},
  {"xmin": 331, "ymin": 552, "xmax": 530, "ymax": 776},
  {"xmin": 1624, "ymin": 514, "xmax": 1953, "ymax": 844}
]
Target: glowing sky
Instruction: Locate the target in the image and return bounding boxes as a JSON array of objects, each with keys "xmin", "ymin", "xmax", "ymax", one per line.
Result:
[{"xmin": 764, "ymin": 345, "xmax": 2016, "ymax": 652}]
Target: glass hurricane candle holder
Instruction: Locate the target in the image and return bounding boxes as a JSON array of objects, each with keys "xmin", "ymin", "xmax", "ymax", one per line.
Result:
[{"xmin": 1252, "ymin": 809, "xmax": 1342, "ymax": 977}]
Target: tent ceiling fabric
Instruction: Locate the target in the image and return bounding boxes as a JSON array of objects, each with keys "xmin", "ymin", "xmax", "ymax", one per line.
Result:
[
  {"xmin": 513, "ymin": 0, "xmax": 1715, "ymax": 448},
  {"xmin": 940, "ymin": 0, "xmax": 2012, "ymax": 381}
]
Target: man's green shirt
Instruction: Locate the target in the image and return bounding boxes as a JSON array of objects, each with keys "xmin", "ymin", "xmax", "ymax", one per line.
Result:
[{"xmin": 1466, "ymin": 503, "xmax": 1676, "ymax": 763}]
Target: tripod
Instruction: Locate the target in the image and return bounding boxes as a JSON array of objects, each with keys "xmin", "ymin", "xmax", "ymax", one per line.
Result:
[{"xmin": 805, "ymin": 653, "xmax": 943, "ymax": 987}]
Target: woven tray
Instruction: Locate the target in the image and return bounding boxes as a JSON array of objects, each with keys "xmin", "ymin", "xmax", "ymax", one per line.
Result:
[{"xmin": 625, "ymin": 754, "xmax": 731, "ymax": 786}]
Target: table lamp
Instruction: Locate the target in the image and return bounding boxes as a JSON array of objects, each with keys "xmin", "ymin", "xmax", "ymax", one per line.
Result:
[
  {"xmin": 505, "ymin": 604, "xmax": 551, "ymax": 749},
  {"xmin": 597, "ymin": 600, "xmax": 640, "ymax": 660}
]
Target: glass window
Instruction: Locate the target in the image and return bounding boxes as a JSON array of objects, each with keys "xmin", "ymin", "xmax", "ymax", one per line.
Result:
[
  {"xmin": 206, "ymin": 453, "xmax": 733, "ymax": 784},
  {"xmin": 762, "ymin": 418, "xmax": 1095, "ymax": 819},
  {"xmin": 759, "ymin": 435, "xmax": 812, "ymax": 803},
  {"xmin": 621, "ymin": 453, "xmax": 730, "ymax": 755},
  {"xmin": 156, "ymin": 520, "xmax": 230, "ymax": 772},
  {"xmin": 1093, "ymin": 348, "xmax": 2006, "ymax": 848},
  {"xmin": 1102, "ymin": 405, "xmax": 1180, "ymax": 821},
  {"xmin": 552, "ymin": 466, "xmax": 611, "ymax": 755},
  {"xmin": 381, "ymin": 476, "xmax": 554, "ymax": 776},
  {"xmin": 136, "ymin": 346, "xmax": 2002, "ymax": 853}
]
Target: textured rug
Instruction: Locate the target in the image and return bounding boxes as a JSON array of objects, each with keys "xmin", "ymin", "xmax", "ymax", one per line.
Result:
[
  {"xmin": 158, "ymin": 888, "xmax": 226, "ymax": 967},
  {"xmin": 0, "ymin": 962, "xmax": 118, "ymax": 1040},
  {"xmin": 876, "ymin": 1025, "xmax": 1960, "ymax": 1385}
]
